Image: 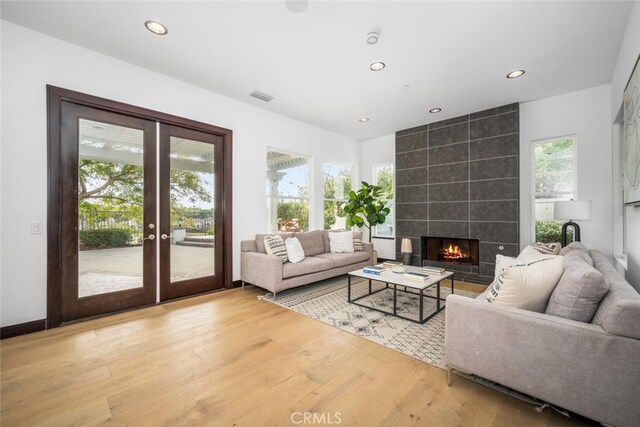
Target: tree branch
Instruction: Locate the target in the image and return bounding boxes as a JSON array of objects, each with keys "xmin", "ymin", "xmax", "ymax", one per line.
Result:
[{"xmin": 80, "ymin": 176, "xmax": 117, "ymax": 199}]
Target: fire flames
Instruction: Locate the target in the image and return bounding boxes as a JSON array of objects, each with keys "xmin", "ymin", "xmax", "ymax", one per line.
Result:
[{"xmin": 441, "ymin": 243, "xmax": 467, "ymax": 261}]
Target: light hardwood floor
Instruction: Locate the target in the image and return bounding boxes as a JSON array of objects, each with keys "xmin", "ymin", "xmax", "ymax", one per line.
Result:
[{"xmin": 1, "ymin": 281, "xmax": 596, "ymax": 426}]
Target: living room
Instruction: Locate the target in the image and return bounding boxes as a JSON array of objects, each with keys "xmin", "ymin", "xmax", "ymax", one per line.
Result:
[{"xmin": 1, "ymin": 1, "xmax": 639, "ymax": 426}]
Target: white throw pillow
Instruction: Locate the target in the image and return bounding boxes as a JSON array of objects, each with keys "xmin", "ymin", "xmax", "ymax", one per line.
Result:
[
  {"xmin": 329, "ymin": 231, "xmax": 354, "ymax": 253},
  {"xmin": 487, "ymin": 256, "xmax": 564, "ymax": 312},
  {"xmin": 285, "ymin": 237, "xmax": 305, "ymax": 263}
]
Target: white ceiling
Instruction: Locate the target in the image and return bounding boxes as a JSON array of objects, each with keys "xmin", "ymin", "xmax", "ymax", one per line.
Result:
[{"xmin": 1, "ymin": 1, "xmax": 633, "ymax": 140}]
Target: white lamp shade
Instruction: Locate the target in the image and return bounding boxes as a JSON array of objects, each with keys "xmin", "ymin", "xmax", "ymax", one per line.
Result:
[
  {"xmin": 401, "ymin": 238, "xmax": 413, "ymax": 253},
  {"xmin": 553, "ymin": 200, "xmax": 592, "ymax": 220}
]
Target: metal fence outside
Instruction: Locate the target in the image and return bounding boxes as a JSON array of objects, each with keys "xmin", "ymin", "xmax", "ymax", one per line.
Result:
[{"xmin": 79, "ymin": 210, "xmax": 214, "ymax": 246}]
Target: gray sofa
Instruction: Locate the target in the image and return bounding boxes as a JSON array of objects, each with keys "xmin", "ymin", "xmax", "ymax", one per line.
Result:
[
  {"xmin": 241, "ymin": 230, "xmax": 373, "ymax": 297},
  {"xmin": 445, "ymin": 250, "xmax": 640, "ymax": 426}
]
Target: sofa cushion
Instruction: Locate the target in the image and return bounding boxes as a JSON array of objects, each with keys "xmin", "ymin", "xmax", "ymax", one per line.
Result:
[
  {"xmin": 545, "ymin": 255, "xmax": 608, "ymax": 322},
  {"xmin": 329, "ymin": 231, "xmax": 354, "ymax": 253},
  {"xmin": 487, "ymin": 255, "xmax": 564, "ymax": 312},
  {"xmin": 285, "ymin": 237, "xmax": 305, "ymax": 263},
  {"xmin": 559, "ymin": 241, "xmax": 589, "ymax": 256},
  {"xmin": 282, "ymin": 256, "xmax": 334, "ymax": 279},
  {"xmin": 263, "ymin": 235, "xmax": 288, "ymax": 263},
  {"xmin": 294, "ymin": 230, "xmax": 325, "ymax": 256},
  {"xmin": 590, "ymin": 250, "xmax": 640, "ymax": 339},
  {"xmin": 315, "ymin": 251, "xmax": 370, "ymax": 268},
  {"xmin": 564, "ymin": 248, "xmax": 593, "ymax": 266},
  {"xmin": 256, "ymin": 233, "xmax": 292, "ymax": 254}
]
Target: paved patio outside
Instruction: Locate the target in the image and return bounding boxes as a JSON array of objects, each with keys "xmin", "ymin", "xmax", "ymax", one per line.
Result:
[{"xmin": 78, "ymin": 245, "xmax": 214, "ymax": 297}]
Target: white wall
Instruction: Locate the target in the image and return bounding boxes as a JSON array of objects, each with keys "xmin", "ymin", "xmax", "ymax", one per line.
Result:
[
  {"xmin": 611, "ymin": 1, "xmax": 640, "ymax": 290},
  {"xmin": 520, "ymin": 84, "xmax": 613, "ymax": 256},
  {"xmin": 359, "ymin": 134, "xmax": 396, "ymax": 259},
  {"xmin": 0, "ymin": 21, "xmax": 360, "ymax": 327}
]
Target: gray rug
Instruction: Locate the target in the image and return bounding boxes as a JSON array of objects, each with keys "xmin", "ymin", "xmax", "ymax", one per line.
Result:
[{"xmin": 260, "ymin": 275, "xmax": 479, "ymax": 369}]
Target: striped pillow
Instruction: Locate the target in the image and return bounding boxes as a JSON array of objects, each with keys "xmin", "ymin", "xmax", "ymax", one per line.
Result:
[
  {"xmin": 264, "ymin": 235, "xmax": 288, "ymax": 263},
  {"xmin": 352, "ymin": 230, "xmax": 364, "ymax": 252},
  {"xmin": 531, "ymin": 242, "xmax": 561, "ymax": 256}
]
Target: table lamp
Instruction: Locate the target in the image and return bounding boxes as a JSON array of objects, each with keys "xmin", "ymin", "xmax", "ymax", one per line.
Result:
[{"xmin": 553, "ymin": 200, "xmax": 591, "ymax": 247}]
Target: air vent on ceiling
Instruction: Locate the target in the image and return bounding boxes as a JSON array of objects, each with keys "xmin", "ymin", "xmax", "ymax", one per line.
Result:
[{"xmin": 249, "ymin": 90, "xmax": 274, "ymax": 102}]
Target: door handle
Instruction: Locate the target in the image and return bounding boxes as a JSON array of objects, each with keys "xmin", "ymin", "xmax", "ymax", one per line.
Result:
[
  {"xmin": 161, "ymin": 234, "xmax": 173, "ymax": 240},
  {"xmin": 143, "ymin": 234, "xmax": 156, "ymax": 241}
]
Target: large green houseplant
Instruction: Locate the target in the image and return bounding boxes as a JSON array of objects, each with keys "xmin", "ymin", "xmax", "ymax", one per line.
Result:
[{"xmin": 342, "ymin": 181, "xmax": 390, "ymax": 243}]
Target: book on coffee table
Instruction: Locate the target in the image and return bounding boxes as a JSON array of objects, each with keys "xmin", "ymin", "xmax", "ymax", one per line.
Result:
[
  {"xmin": 363, "ymin": 265, "xmax": 385, "ymax": 275},
  {"xmin": 403, "ymin": 272, "xmax": 429, "ymax": 282},
  {"xmin": 382, "ymin": 261, "xmax": 403, "ymax": 269},
  {"xmin": 422, "ymin": 266, "xmax": 446, "ymax": 275}
]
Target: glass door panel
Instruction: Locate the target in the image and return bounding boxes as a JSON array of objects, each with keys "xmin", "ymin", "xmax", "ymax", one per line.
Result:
[
  {"xmin": 60, "ymin": 102, "xmax": 156, "ymax": 322},
  {"xmin": 78, "ymin": 118, "xmax": 145, "ymax": 297},
  {"xmin": 159, "ymin": 124, "xmax": 223, "ymax": 301},
  {"xmin": 169, "ymin": 136, "xmax": 215, "ymax": 282}
]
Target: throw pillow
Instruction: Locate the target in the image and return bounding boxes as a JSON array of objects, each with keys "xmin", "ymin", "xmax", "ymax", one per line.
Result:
[
  {"xmin": 285, "ymin": 237, "xmax": 305, "ymax": 263},
  {"xmin": 491, "ymin": 254, "xmax": 521, "ymax": 280},
  {"xmin": 329, "ymin": 231, "xmax": 354, "ymax": 253},
  {"xmin": 486, "ymin": 256, "xmax": 564, "ymax": 312},
  {"xmin": 263, "ymin": 234, "xmax": 288, "ymax": 263},
  {"xmin": 531, "ymin": 242, "xmax": 561, "ymax": 256},
  {"xmin": 352, "ymin": 230, "xmax": 364, "ymax": 252},
  {"xmin": 545, "ymin": 256, "xmax": 608, "ymax": 322},
  {"xmin": 518, "ymin": 246, "xmax": 562, "ymax": 262}
]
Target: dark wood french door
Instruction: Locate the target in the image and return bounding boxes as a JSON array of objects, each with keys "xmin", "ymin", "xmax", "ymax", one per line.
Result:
[
  {"xmin": 49, "ymin": 87, "xmax": 231, "ymax": 326},
  {"xmin": 159, "ymin": 124, "xmax": 224, "ymax": 300},
  {"xmin": 59, "ymin": 102, "xmax": 157, "ymax": 321}
]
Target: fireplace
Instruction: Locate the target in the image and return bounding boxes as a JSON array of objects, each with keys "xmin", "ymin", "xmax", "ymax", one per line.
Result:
[{"xmin": 420, "ymin": 236, "xmax": 479, "ymax": 268}]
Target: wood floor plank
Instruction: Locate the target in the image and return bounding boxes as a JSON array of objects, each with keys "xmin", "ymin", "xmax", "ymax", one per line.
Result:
[{"xmin": 1, "ymin": 283, "xmax": 596, "ymax": 426}]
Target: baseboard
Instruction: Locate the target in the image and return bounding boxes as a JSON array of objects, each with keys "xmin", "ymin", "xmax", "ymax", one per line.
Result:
[
  {"xmin": 232, "ymin": 280, "xmax": 243, "ymax": 288},
  {"xmin": 1, "ymin": 319, "xmax": 47, "ymax": 340}
]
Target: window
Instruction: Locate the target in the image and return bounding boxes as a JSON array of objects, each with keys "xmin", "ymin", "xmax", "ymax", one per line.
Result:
[
  {"xmin": 532, "ymin": 137, "xmax": 576, "ymax": 243},
  {"xmin": 323, "ymin": 163, "xmax": 354, "ymax": 230},
  {"xmin": 372, "ymin": 163, "xmax": 394, "ymax": 237},
  {"xmin": 266, "ymin": 149, "xmax": 311, "ymax": 233}
]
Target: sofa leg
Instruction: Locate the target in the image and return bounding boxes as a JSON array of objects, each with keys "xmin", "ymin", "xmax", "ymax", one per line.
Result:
[
  {"xmin": 273, "ymin": 291, "xmax": 276, "ymax": 301},
  {"xmin": 447, "ymin": 367, "xmax": 452, "ymax": 386},
  {"xmin": 241, "ymin": 281, "xmax": 245, "ymax": 290}
]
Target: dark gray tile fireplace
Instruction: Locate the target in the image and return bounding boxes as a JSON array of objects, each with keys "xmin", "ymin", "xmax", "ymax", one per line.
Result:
[{"xmin": 395, "ymin": 103, "xmax": 520, "ymax": 284}]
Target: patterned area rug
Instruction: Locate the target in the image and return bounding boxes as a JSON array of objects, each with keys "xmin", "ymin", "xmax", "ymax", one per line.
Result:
[{"xmin": 260, "ymin": 275, "xmax": 479, "ymax": 369}]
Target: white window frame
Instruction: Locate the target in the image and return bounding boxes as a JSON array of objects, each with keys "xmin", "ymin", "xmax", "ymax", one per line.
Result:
[
  {"xmin": 372, "ymin": 162, "xmax": 395, "ymax": 239},
  {"xmin": 530, "ymin": 135, "xmax": 578, "ymax": 242},
  {"xmin": 266, "ymin": 147, "xmax": 313, "ymax": 234},
  {"xmin": 322, "ymin": 161, "xmax": 355, "ymax": 231}
]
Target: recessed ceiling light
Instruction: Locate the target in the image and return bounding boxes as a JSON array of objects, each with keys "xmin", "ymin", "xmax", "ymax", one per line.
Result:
[
  {"xmin": 145, "ymin": 20, "xmax": 168, "ymax": 36},
  {"xmin": 366, "ymin": 32, "xmax": 380, "ymax": 45},
  {"xmin": 370, "ymin": 62, "xmax": 385, "ymax": 71},
  {"xmin": 285, "ymin": 0, "xmax": 309, "ymax": 13},
  {"xmin": 507, "ymin": 69, "xmax": 525, "ymax": 79},
  {"xmin": 359, "ymin": 117, "xmax": 370, "ymax": 123},
  {"xmin": 429, "ymin": 108, "xmax": 442, "ymax": 113}
]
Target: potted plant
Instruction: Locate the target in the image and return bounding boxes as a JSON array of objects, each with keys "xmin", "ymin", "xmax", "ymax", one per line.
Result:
[{"xmin": 342, "ymin": 182, "xmax": 391, "ymax": 261}]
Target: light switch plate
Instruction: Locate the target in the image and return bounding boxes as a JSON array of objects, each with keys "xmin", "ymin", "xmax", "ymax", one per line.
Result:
[{"xmin": 30, "ymin": 221, "xmax": 43, "ymax": 235}]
